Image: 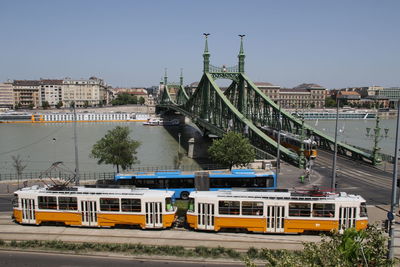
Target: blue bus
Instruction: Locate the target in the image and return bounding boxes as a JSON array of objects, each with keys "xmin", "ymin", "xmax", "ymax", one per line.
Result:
[{"xmin": 115, "ymin": 169, "xmax": 277, "ymax": 199}]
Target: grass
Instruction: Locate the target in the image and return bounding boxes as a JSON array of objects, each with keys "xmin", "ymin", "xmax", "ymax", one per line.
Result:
[{"xmin": 0, "ymin": 239, "xmax": 260, "ymax": 260}]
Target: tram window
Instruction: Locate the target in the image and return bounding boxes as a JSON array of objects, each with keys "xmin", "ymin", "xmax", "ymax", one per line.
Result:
[
  {"xmin": 12, "ymin": 194, "xmax": 19, "ymax": 208},
  {"xmin": 360, "ymin": 202, "xmax": 368, "ymax": 217},
  {"xmin": 38, "ymin": 196, "xmax": 57, "ymax": 210},
  {"xmin": 100, "ymin": 198, "xmax": 120, "ymax": 211},
  {"xmin": 312, "ymin": 203, "xmax": 335, "ymax": 217},
  {"xmin": 242, "ymin": 201, "xmax": 263, "ymax": 216},
  {"xmin": 289, "ymin": 202, "xmax": 311, "ymax": 217},
  {"xmin": 58, "ymin": 197, "xmax": 78, "ymax": 210},
  {"xmin": 121, "ymin": 198, "xmax": 141, "ymax": 212},
  {"xmin": 188, "ymin": 198, "xmax": 195, "ymax": 212},
  {"xmin": 165, "ymin": 198, "xmax": 173, "ymax": 211},
  {"xmin": 219, "ymin": 201, "xmax": 240, "ymax": 215}
]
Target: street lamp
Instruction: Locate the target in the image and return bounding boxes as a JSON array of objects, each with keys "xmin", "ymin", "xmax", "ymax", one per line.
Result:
[
  {"xmin": 388, "ymin": 100, "xmax": 400, "ymax": 259},
  {"xmin": 178, "ymin": 133, "xmax": 181, "ymax": 154},
  {"xmin": 331, "ymin": 96, "xmax": 341, "ymax": 191}
]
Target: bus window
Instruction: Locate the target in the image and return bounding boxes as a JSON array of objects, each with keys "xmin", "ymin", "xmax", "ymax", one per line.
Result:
[
  {"xmin": 242, "ymin": 201, "xmax": 263, "ymax": 216},
  {"xmin": 188, "ymin": 198, "xmax": 194, "ymax": 212},
  {"xmin": 289, "ymin": 202, "xmax": 311, "ymax": 217},
  {"xmin": 219, "ymin": 201, "xmax": 240, "ymax": 215},
  {"xmin": 38, "ymin": 196, "xmax": 57, "ymax": 210},
  {"xmin": 312, "ymin": 203, "xmax": 334, "ymax": 217},
  {"xmin": 100, "ymin": 198, "xmax": 120, "ymax": 211},
  {"xmin": 121, "ymin": 198, "xmax": 141, "ymax": 212},
  {"xmin": 360, "ymin": 202, "xmax": 368, "ymax": 217},
  {"xmin": 58, "ymin": 197, "xmax": 78, "ymax": 210}
]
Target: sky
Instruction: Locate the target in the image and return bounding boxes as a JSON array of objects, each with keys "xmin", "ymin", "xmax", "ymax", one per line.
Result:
[{"xmin": 0, "ymin": 0, "xmax": 399, "ymax": 89}]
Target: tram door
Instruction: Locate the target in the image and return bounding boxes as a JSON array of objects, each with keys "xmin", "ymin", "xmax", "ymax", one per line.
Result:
[
  {"xmin": 197, "ymin": 203, "xmax": 214, "ymax": 230},
  {"xmin": 266, "ymin": 205, "xmax": 285, "ymax": 233},
  {"xmin": 338, "ymin": 207, "xmax": 356, "ymax": 233},
  {"xmin": 81, "ymin": 200, "xmax": 98, "ymax": 226},
  {"xmin": 145, "ymin": 202, "xmax": 163, "ymax": 228},
  {"xmin": 21, "ymin": 198, "xmax": 36, "ymax": 224}
]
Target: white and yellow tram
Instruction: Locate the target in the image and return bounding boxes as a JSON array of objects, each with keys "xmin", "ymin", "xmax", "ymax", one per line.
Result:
[
  {"xmin": 186, "ymin": 190, "xmax": 368, "ymax": 233},
  {"xmin": 13, "ymin": 186, "xmax": 177, "ymax": 229}
]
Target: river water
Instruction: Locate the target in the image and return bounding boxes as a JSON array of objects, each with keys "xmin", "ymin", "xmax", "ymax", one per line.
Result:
[
  {"xmin": 0, "ymin": 118, "xmax": 397, "ymax": 174},
  {"xmin": 0, "ymin": 122, "xmax": 201, "ymax": 174}
]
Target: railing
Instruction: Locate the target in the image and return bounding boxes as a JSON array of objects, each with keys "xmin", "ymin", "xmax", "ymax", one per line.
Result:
[
  {"xmin": 209, "ymin": 64, "xmax": 239, "ymax": 73},
  {"xmin": 0, "ymin": 164, "xmax": 227, "ymax": 181},
  {"xmin": 351, "ymin": 145, "xmax": 395, "ymax": 163}
]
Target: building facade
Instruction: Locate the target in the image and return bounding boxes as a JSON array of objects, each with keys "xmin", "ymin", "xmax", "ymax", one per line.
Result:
[
  {"xmin": 62, "ymin": 77, "xmax": 107, "ymax": 107},
  {"xmin": 39, "ymin": 79, "xmax": 63, "ymax": 107},
  {"xmin": 0, "ymin": 81, "xmax": 14, "ymax": 109},
  {"xmin": 13, "ymin": 80, "xmax": 41, "ymax": 108}
]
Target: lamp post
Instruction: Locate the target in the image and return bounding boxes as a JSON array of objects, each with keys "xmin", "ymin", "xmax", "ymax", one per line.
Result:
[
  {"xmin": 276, "ymin": 101, "xmax": 281, "ymax": 176},
  {"xmin": 72, "ymin": 101, "xmax": 80, "ymax": 186},
  {"xmin": 331, "ymin": 97, "xmax": 340, "ymax": 190},
  {"xmin": 178, "ymin": 133, "xmax": 181, "ymax": 154},
  {"xmin": 388, "ymin": 100, "xmax": 400, "ymax": 259}
]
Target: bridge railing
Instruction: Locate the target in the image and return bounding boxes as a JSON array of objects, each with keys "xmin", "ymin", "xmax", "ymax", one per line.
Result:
[{"xmin": 209, "ymin": 64, "xmax": 238, "ymax": 73}]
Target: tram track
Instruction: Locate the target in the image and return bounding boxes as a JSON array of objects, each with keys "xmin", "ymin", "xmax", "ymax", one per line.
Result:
[{"xmin": 0, "ymin": 226, "xmax": 313, "ymax": 251}]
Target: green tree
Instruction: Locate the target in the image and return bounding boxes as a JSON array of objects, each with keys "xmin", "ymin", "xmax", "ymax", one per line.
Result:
[
  {"xmin": 325, "ymin": 96, "xmax": 336, "ymax": 108},
  {"xmin": 42, "ymin": 101, "xmax": 50, "ymax": 109},
  {"xmin": 208, "ymin": 131, "xmax": 255, "ymax": 170},
  {"xmin": 83, "ymin": 100, "xmax": 90, "ymax": 108},
  {"xmin": 139, "ymin": 96, "xmax": 145, "ymax": 105},
  {"xmin": 90, "ymin": 126, "xmax": 141, "ymax": 172},
  {"xmin": 55, "ymin": 101, "xmax": 63, "ymax": 109},
  {"xmin": 28, "ymin": 103, "xmax": 34, "ymax": 109}
]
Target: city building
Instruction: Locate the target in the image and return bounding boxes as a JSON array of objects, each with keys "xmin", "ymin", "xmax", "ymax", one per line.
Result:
[
  {"xmin": 378, "ymin": 87, "xmax": 400, "ymax": 108},
  {"xmin": 0, "ymin": 81, "xmax": 14, "ymax": 109},
  {"xmin": 39, "ymin": 79, "xmax": 63, "ymax": 108},
  {"xmin": 254, "ymin": 82, "xmax": 280, "ymax": 101},
  {"xmin": 112, "ymin": 88, "xmax": 150, "ymax": 104},
  {"xmin": 62, "ymin": 77, "xmax": 107, "ymax": 107},
  {"xmin": 13, "ymin": 80, "xmax": 41, "ymax": 108}
]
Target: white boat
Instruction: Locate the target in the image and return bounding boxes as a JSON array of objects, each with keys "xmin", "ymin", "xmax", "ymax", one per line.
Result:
[
  {"xmin": 143, "ymin": 117, "xmax": 180, "ymax": 126},
  {"xmin": 0, "ymin": 112, "xmax": 149, "ymax": 123}
]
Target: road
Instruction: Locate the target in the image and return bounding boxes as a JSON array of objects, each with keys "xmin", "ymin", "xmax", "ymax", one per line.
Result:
[
  {"xmin": 0, "ymin": 250, "xmax": 243, "ymax": 267},
  {"xmin": 312, "ymin": 150, "xmax": 395, "ymax": 205}
]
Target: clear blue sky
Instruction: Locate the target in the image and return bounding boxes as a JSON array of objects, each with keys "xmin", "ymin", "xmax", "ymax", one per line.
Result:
[{"xmin": 1, "ymin": 0, "xmax": 399, "ymax": 89}]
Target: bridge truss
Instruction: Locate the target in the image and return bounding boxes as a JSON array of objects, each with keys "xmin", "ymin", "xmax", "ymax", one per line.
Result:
[{"xmin": 158, "ymin": 35, "xmax": 377, "ymax": 168}]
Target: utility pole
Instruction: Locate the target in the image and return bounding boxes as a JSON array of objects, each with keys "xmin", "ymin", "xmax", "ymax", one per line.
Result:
[
  {"xmin": 72, "ymin": 101, "xmax": 80, "ymax": 186},
  {"xmin": 276, "ymin": 101, "xmax": 281, "ymax": 178},
  {"xmin": 388, "ymin": 100, "xmax": 400, "ymax": 259},
  {"xmin": 331, "ymin": 97, "xmax": 340, "ymax": 190}
]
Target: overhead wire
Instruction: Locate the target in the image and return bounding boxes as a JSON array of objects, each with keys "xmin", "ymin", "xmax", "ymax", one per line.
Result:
[{"xmin": 0, "ymin": 124, "xmax": 66, "ymax": 156}]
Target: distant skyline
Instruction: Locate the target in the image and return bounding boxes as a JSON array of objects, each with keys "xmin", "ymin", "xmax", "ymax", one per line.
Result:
[{"xmin": 1, "ymin": 0, "xmax": 399, "ymax": 89}]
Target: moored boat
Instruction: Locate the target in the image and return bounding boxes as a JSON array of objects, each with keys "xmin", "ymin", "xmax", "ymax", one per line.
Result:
[{"xmin": 143, "ymin": 117, "xmax": 180, "ymax": 126}]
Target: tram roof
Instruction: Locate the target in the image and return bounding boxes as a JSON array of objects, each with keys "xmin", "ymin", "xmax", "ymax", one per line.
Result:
[
  {"xmin": 190, "ymin": 189, "xmax": 366, "ymax": 202},
  {"xmin": 15, "ymin": 186, "xmax": 175, "ymax": 197}
]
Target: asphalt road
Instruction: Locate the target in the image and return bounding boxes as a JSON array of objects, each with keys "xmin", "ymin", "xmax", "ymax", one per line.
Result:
[
  {"xmin": 0, "ymin": 250, "xmax": 244, "ymax": 267},
  {"xmin": 313, "ymin": 150, "xmax": 395, "ymax": 205}
]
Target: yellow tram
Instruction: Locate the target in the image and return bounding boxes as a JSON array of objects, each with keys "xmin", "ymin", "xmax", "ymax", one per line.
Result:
[
  {"xmin": 13, "ymin": 186, "xmax": 177, "ymax": 229},
  {"xmin": 186, "ymin": 190, "xmax": 368, "ymax": 233}
]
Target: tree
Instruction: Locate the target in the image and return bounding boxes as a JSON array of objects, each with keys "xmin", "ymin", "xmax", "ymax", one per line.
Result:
[
  {"xmin": 208, "ymin": 131, "xmax": 255, "ymax": 170},
  {"xmin": 11, "ymin": 155, "xmax": 27, "ymax": 189},
  {"xmin": 55, "ymin": 101, "xmax": 63, "ymax": 109},
  {"xmin": 325, "ymin": 96, "xmax": 336, "ymax": 108},
  {"xmin": 42, "ymin": 101, "xmax": 50, "ymax": 109},
  {"xmin": 28, "ymin": 103, "xmax": 34, "ymax": 109},
  {"xmin": 90, "ymin": 126, "xmax": 141, "ymax": 172},
  {"xmin": 83, "ymin": 100, "xmax": 90, "ymax": 108},
  {"xmin": 139, "ymin": 96, "xmax": 146, "ymax": 105}
]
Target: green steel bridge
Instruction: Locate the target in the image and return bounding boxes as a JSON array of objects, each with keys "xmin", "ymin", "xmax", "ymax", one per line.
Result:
[{"xmin": 157, "ymin": 35, "xmax": 380, "ymax": 168}]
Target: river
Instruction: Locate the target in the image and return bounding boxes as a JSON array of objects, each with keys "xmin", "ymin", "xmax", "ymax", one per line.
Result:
[
  {"xmin": 0, "ymin": 117, "xmax": 397, "ymax": 175},
  {"xmin": 0, "ymin": 122, "xmax": 201, "ymax": 174}
]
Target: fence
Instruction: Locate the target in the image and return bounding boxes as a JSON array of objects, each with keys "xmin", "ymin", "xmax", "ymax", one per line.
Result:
[{"xmin": 0, "ymin": 164, "xmax": 226, "ymax": 182}]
